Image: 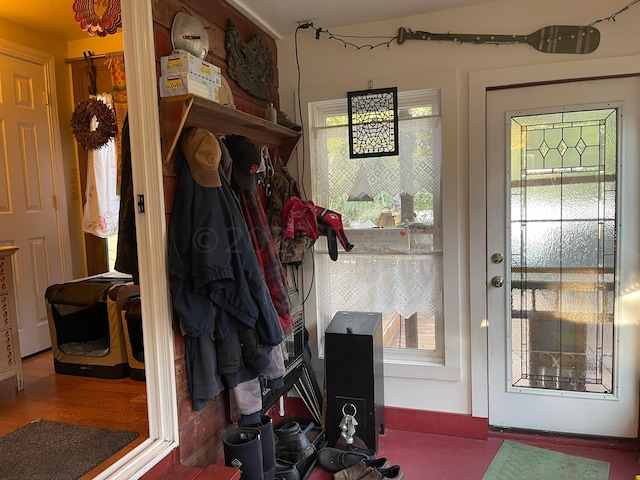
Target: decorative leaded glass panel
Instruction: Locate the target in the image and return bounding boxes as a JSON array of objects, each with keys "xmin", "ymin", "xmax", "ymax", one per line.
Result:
[
  {"xmin": 347, "ymin": 87, "xmax": 399, "ymax": 158},
  {"xmin": 509, "ymin": 108, "xmax": 617, "ymax": 394}
]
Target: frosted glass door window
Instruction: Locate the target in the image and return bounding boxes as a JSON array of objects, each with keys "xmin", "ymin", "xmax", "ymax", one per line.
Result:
[{"xmin": 510, "ymin": 108, "xmax": 616, "ymax": 394}]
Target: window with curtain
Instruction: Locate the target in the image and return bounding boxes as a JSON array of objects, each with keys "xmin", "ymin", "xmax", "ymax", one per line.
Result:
[{"xmin": 310, "ymin": 89, "xmax": 444, "ymax": 362}]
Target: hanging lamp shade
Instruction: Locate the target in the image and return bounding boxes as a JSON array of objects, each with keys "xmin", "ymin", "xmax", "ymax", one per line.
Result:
[{"xmin": 73, "ymin": 0, "xmax": 122, "ymax": 37}]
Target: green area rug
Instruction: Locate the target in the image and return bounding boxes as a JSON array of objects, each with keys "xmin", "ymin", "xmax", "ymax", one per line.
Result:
[
  {"xmin": 0, "ymin": 419, "xmax": 139, "ymax": 480},
  {"xmin": 482, "ymin": 440, "xmax": 610, "ymax": 480}
]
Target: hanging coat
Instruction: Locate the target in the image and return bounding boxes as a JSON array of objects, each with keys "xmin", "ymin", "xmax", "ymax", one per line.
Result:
[{"xmin": 169, "ymin": 147, "xmax": 283, "ymax": 409}]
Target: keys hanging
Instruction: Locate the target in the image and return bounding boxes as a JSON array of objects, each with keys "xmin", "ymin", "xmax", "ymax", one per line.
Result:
[{"xmin": 339, "ymin": 403, "xmax": 358, "ymax": 444}]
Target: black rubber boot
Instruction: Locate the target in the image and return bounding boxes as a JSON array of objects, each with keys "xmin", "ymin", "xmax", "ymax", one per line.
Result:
[
  {"xmin": 256, "ymin": 415, "xmax": 276, "ymax": 480},
  {"xmin": 223, "ymin": 427, "xmax": 264, "ymax": 480}
]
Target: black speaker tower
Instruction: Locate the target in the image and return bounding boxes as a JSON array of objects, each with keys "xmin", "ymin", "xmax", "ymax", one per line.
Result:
[{"xmin": 324, "ymin": 311, "xmax": 385, "ymax": 452}]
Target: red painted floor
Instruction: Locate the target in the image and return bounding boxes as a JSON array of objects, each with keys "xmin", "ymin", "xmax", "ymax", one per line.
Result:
[{"xmin": 307, "ymin": 429, "xmax": 640, "ymax": 480}]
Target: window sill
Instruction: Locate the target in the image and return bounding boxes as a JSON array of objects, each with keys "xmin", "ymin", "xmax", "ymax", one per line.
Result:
[{"xmin": 384, "ymin": 358, "xmax": 461, "ymax": 381}]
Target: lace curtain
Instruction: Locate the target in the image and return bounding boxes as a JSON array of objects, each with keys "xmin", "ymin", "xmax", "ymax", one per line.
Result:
[
  {"xmin": 313, "ymin": 115, "xmax": 441, "ymax": 206},
  {"xmin": 313, "ymin": 110, "xmax": 443, "ymax": 345},
  {"xmin": 316, "ymin": 251, "xmax": 443, "ymax": 322}
]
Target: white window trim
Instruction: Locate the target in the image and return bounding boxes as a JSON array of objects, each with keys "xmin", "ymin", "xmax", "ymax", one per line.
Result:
[{"xmin": 301, "ymin": 71, "xmax": 462, "ymax": 382}]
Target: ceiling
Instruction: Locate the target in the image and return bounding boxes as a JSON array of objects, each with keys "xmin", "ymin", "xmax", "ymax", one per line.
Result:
[
  {"xmin": 227, "ymin": 0, "xmax": 504, "ymax": 38},
  {"xmin": 0, "ymin": 0, "xmax": 504, "ymax": 42}
]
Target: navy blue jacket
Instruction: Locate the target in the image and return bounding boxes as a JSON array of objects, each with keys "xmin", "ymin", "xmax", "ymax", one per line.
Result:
[{"xmin": 169, "ymin": 150, "xmax": 283, "ymax": 409}]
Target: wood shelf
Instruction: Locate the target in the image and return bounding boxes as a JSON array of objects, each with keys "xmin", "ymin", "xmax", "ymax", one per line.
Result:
[{"xmin": 159, "ymin": 94, "xmax": 301, "ymax": 176}]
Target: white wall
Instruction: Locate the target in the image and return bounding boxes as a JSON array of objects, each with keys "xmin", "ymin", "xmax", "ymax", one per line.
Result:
[{"xmin": 275, "ymin": 0, "xmax": 640, "ymax": 415}]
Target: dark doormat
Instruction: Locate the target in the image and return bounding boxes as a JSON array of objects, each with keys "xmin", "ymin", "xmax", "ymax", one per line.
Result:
[
  {"xmin": 0, "ymin": 419, "xmax": 139, "ymax": 480},
  {"xmin": 482, "ymin": 439, "xmax": 610, "ymax": 480}
]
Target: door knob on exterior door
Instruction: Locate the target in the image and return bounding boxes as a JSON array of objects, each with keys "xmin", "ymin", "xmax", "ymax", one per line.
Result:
[{"xmin": 491, "ymin": 276, "xmax": 504, "ymax": 288}]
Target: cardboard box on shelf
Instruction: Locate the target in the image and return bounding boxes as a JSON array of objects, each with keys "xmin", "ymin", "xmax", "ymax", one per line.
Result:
[
  {"xmin": 160, "ymin": 50, "xmax": 221, "ymax": 86},
  {"xmin": 159, "ymin": 72, "xmax": 219, "ymax": 102}
]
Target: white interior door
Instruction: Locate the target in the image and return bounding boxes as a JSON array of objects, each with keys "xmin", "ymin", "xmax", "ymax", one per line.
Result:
[
  {"xmin": 487, "ymin": 76, "xmax": 640, "ymax": 437},
  {"xmin": 0, "ymin": 53, "xmax": 64, "ymax": 356}
]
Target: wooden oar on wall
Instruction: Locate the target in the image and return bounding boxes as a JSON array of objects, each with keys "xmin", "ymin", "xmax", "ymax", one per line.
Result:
[{"xmin": 397, "ymin": 25, "xmax": 600, "ymax": 54}]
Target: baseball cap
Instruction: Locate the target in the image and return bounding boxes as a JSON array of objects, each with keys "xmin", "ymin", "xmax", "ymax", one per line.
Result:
[
  {"xmin": 224, "ymin": 134, "xmax": 261, "ymax": 191},
  {"xmin": 180, "ymin": 127, "xmax": 222, "ymax": 188}
]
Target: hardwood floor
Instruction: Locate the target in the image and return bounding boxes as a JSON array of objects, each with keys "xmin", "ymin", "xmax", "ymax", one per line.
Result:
[{"xmin": 0, "ymin": 349, "xmax": 149, "ymax": 479}]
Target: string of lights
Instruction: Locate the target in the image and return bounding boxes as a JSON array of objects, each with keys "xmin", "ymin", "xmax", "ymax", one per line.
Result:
[
  {"xmin": 589, "ymin": 0, "xmax": 640, "ymax": 26},
  {"xmin": 313, "ymin": 28, "xmax": 396, "ymax": 49},
  {"xmin": 299, "ymin": 0, "xmax": 639, "ymax": 50}
]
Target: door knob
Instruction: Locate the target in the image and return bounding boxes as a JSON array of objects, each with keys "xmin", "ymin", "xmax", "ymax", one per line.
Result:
[{"xmin": 491, "ymin": 276, "xmax": 504, "ymax": 288}]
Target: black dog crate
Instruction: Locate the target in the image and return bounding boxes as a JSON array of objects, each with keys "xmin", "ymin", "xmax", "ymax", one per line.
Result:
[{"xmin": 45, "ymin": 274, "xmax": 132, "ymax": 379}]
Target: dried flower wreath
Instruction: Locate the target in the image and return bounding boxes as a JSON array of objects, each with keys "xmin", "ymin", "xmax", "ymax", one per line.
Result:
[{"xmin": 70, "ymin": 97, "xmax": 118, "ymax": 150}]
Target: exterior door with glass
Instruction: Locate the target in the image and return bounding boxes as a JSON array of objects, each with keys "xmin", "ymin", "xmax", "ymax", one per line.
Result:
[{"xmin": 486, "ymin": 77, "xmax": 640, "ymax": 437}]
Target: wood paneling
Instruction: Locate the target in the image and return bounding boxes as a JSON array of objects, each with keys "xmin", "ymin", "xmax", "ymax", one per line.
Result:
[
  {"xmin": 153, "ymin": 0, "xmax": 285, "ymax": 469},
  {"xmin": 153, "ymin": 0, "xmax": 279, "ymax": 118}
]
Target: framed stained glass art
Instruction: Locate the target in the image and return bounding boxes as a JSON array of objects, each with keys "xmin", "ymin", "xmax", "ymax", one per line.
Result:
[{"xmin": 347, "ymin": 87, "xmax": 399, "ymax": 158}]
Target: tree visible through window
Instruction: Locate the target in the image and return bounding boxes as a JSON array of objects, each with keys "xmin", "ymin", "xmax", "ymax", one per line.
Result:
[{"xmin": 311, "ymin": 89, "xmax": 444, "ymax": 359}]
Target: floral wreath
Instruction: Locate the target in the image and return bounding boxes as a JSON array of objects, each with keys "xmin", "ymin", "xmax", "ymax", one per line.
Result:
[{"xmin": 70, "ymin": 97, "xmax": 118, "ymax": 150}]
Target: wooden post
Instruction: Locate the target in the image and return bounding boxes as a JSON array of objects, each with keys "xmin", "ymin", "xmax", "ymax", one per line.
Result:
[{"xmin": 405, "ymin": 313, "xmax": 419, "ymax": 349}]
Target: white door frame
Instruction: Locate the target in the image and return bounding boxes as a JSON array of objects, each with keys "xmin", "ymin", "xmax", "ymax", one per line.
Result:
[
  {"xmin": 469, "ymin": 55, "xmax": 640, "ymax": 422},
  {"xmin": 486, "ymin": 79, "xmax": 640, "ymax": 436},
  {"xmin": 95, "ymin": 2, "xmax": 179, "ymax": 479}
]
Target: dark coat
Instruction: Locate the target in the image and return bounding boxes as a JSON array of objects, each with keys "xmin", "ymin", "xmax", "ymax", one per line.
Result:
[
  {"xmin": 114, "ymin": 115, "xmax": 139, "ymax": 284},
  {"xmin": 169, "ymin": 149, "xmax": 283, "ymax": 408}
]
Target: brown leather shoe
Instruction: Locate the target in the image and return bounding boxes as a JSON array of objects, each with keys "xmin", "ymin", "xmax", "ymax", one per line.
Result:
[
  {"xmin": 358, "ymin": 465, "xmax": 404, "ymax": 480},
  {"xmin": 333, "ymin": 458, "xmax": 391, "ymax": 480}
]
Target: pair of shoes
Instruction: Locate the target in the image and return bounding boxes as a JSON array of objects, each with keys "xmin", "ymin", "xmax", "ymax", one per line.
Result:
[
  {"xmin": 333, "ymin": 458, "xmax": 391, "ymax": 480},
  {"xmin": 358, "ymin": 465, "xmax": 404, "ymax": 480},
  {"xmin": 316, "ymin": 445, "xmax": 376, "ymax": 473},
  {"xmin": 275, "ymin": 422, "xmax": 315, "ymax": 464}
]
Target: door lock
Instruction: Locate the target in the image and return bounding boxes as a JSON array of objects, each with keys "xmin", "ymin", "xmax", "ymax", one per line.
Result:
[
  {"xmin": 491, "ymin": 253, "xmax": 504, "ymax": 264},
  {"xmin": 491, "ymin": 276, "xmax": 504, "ymax": 288}
]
